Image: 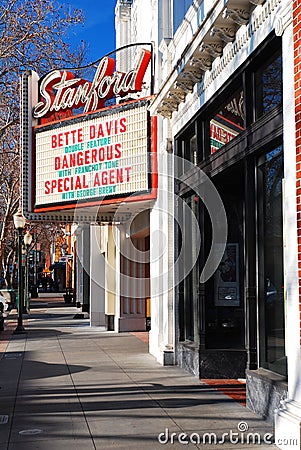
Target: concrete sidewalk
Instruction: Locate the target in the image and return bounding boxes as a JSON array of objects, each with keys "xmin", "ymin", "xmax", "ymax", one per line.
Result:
[{"xmin": 0, "ymin": 301, "xmax": 277, "ymax": 449}]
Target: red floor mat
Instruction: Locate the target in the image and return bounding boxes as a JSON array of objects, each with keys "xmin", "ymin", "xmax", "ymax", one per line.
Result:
[
  {"xmin": 131, "ymin": 331, "xmax": 149, "ymax": 344},
  {"xmin": 201, "ymin": 378, "xmax": 246, "ymax": 406}
]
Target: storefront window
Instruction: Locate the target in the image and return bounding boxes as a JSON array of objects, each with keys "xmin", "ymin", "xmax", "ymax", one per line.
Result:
[
  {"xmin": 205, "ymin": 179, "xmax": 245, "ymax": 349},
  {"xmin": 255, "ymin": 51, "xmax": 282, "ymax": 118},
  {"xmin": 176, "ymin": 132, "xmax": 199, "ymax": 177},
  {"xmin": 179, "ymin": 194, "xmax": 199, "ymax": 342},
  {"xmin": 209, "ymin": 88, "xmax": 245, "ymax": 154},
  {"xmin": 189, "ymin": 135, "xmax": 197, "ymax": 166},
  {"xmin": 258, "ymin": 145, "xmax": 286, "ymax": 375}
]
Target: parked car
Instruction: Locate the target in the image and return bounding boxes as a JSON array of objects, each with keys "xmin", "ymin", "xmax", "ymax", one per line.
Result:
[
  {"xmin": 0, "ymin": 294, "xmax": 9, "ymax": 312},
  {"xmin": 0, "ymin": 289, "xmax": 16, "ymax": 310}
]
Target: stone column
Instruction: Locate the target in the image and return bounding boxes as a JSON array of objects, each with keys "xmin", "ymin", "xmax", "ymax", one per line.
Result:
[
  {"xmin": 149, "ymin": 135, "xmax": 175, "ymax": 366},
  {"xmin": 89, "ymin": 225, "xmax": 105, "ymax": 327}
]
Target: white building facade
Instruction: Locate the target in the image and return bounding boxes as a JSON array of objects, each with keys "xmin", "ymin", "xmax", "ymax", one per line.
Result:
[
  {"xmin": 20, "ymin": 1, "xmax": 301, "ymax": 447},
  {"xmin": 114, "ymin": 0, "xmax": 301, "ymax": 447}
]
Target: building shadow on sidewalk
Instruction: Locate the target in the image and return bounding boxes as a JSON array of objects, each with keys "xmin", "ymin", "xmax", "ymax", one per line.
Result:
[{"xmin": 19, "ymin": 359, "xmax": 90, "ymax": 380}]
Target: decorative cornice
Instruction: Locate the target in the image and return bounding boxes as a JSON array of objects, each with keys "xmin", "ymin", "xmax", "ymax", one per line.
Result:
[
  {"xmin": 200, "ymin": 41, "xmax": 223, "ymax": 58},
  {"xmin": 249, "ymin": 0, "xmax": 264, "ymax": 4},
  {"xmin": 223, "ymin": 7, "xmax": 250, "ymax": 26},
  {"xmin": 154, "ymin": 0, "xmax": 287, "ymax": 119},
  {"xmin": 168, "ymin": 87, "xmax": 186, "ymax": 103},
  {"xmin": 184, "ymin": 63, "xmax": 204, "ymax": 82},
  {"xmin": 161, "ymin": 98, "xmax": 178, "ymax": 111},
  {"xmin": 170, "ymin": 84, "xmax": 187, "ymax": 102},
  {"xmin": 175, "ymin": 76, "xmax": 194, "ymax": 93},
  {"xmin": 190, "ymin": 55, "xmax": 212, "ymax": 72},
  {"xmin": 274, "ymin": 2, "xmax": 292, "ymax": 36},
  {"xmin": 210, "ymin": 25, "xmax": 236, "ymax": 43},
  {"xmin": 157, "ymin": 106, "xmax": 173, "ymax": 119}
]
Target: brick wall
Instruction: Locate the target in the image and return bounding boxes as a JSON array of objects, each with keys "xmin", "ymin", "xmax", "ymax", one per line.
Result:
[{"xmin": 294, "ymin": 0, "xmax": 301, "ymax": 344}]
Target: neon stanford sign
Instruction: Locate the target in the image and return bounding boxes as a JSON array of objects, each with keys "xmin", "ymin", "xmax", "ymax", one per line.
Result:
[
  {"xmin": 21, "ymin": 44, "xmax": 157, "ymax": 222},
  {"xmin": 33, "ymin": 46, "xmax": 152, "ymax": 120}
]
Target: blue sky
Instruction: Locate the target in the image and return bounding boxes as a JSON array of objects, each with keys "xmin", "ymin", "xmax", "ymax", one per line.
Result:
[{"xmin": 62, "ymin": 0, "xmax": 117, "ymax": 64}]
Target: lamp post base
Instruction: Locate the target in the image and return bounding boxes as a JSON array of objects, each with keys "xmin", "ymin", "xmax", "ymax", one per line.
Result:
[{"xmin": 13, "ymin": 325, "xmax": 26, "ymax": 334}]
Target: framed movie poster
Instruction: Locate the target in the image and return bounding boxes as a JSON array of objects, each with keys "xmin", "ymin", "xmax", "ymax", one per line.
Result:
[{"xmin": 214, "ymin": 243, "xmax": 239, "ymax": 306}]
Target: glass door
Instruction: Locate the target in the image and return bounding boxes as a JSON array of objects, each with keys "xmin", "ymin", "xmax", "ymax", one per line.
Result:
[{"xmin": 257, "ymin": 145, "xmax": 286, "ymax": 376}]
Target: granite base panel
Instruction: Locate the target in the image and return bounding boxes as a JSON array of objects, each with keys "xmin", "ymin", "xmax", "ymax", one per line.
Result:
[
  {"xmin": 246, "ymin": 369, "xmax": 288, "ymax": 422},
  {"xmin": 118, "ymin": 317, "xmax": 146, "ymax": 332},
  {"xmin": 199, "ymin": 350, "xmax": 247, "ymax": 379},
  {"xmin": 176, "ymin": 342, "xmax": 199, "ymax": 377}
]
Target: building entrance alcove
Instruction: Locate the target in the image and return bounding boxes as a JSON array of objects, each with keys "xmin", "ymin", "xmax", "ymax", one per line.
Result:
[
  {"xmin": 199, "ymin": 162, "xmax": 246, "ymax": 378},
  {"xmin": 117, "ymin": 209, "xmax": 151, "ymax": 332}
]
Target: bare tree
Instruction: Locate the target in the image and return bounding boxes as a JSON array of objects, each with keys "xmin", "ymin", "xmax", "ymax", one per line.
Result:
[{"xmin": 0, "ymin": 0, "xmax": 86, "ymax": 286}]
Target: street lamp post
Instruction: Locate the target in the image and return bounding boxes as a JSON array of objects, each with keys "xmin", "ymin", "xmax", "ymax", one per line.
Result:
[
  {"xmin": 24, "ymin": 231, "xmax": 32, "ymax": 312},
  {"xmin": 13, "ymin": 210, "xmax": 26, "ymax": 334}
]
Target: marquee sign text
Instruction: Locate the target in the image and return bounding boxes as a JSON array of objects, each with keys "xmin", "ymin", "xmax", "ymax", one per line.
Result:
[
  {"xmin": 33, "ymin": 49, "xmax": 151, "ymax": 120},
  {"xmin": 34, "ymin": 103, "xmax": 150, "ymax": 208}
]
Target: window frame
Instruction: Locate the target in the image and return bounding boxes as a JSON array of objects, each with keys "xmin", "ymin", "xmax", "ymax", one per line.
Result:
[{"xmin": 175, "ymin": 33, "xmax": 285, "ymax": 375}]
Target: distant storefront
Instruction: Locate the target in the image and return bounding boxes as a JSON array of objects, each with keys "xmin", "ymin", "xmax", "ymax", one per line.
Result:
[{"xmin": 22, "ymin": 43, "xmax": 157, "ymax": 330}]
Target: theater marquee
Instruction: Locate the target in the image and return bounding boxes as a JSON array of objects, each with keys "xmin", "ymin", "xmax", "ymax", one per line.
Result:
[
  {"xmin": 34, "ymin": 101, "xmax": 152, "ymax": 210},
  {"xmin": 22, "ymin": 44, "xmax": 157, "ymax": 222}
]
